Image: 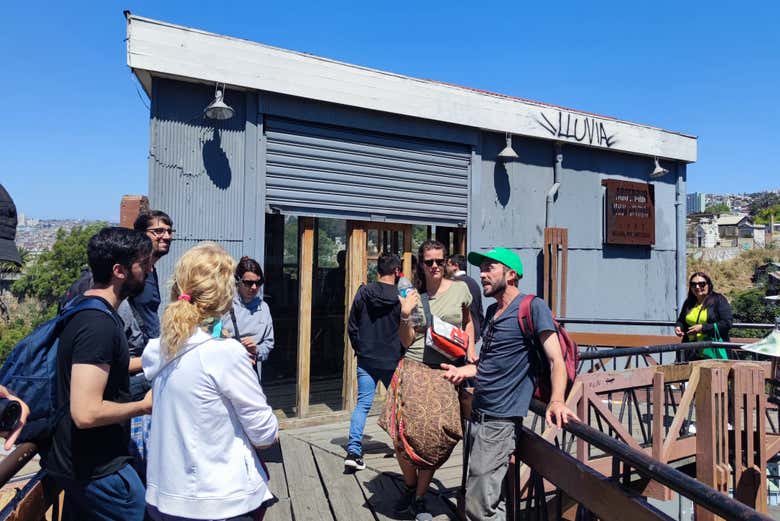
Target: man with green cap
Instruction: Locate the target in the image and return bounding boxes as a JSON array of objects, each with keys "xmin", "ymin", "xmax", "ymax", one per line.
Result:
[{"xmin": 441, "ymin": 247, "xmax": 577, "ymax": 521}]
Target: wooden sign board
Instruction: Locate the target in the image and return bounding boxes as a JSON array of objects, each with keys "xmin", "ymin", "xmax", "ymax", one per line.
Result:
[{"xmin": 602, "ymin": 180, "xmax": 655, "ymax": 246}]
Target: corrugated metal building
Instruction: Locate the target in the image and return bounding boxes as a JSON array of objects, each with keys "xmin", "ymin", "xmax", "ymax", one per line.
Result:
[{"xmin": 126, "ymin": 14, "xmax": 697, "ymax": 417}]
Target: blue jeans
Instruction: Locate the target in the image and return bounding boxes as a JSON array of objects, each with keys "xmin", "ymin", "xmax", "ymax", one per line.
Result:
[
  {"xmin": 58, "ymin": 463, "xmax": 146, "ymax": 521},
  {"xmin": 347, "ymin": 365, "xmax": 395, "ymax": 456}
]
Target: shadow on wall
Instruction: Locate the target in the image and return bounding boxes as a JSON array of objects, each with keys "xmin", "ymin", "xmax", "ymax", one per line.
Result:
[
  {"xmin": 602, "ymin": 244, "xmax": 652, "ymax": 260},
  {"xmin": 494, "ymin": 161, "xmax": 511, "ymax": 207},
  {"xmin": 202, "ymin": 128, "xmax": 231, "ymax": 190}
]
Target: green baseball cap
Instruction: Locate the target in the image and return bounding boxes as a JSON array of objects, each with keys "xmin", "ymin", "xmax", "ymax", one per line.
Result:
[{"xmin": 467, "ymin": 247, "xmax": 523, "ymax": 278}]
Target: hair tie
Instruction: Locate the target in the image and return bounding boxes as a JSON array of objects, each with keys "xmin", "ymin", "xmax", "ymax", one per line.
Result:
[{"xmin": 178, "ymin": 294, "xmax": 192, "ymax": 302}]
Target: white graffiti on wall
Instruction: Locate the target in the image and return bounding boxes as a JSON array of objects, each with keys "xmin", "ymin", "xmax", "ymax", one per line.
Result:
[{"xmin": 537, "ymin": 110, "xmax": 616, "ymax": 148}]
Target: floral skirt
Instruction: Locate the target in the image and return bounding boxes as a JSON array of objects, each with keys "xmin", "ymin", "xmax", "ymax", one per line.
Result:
[{"xmin": 379, "ymin": 358, "xmax": 462, "ymax": 470}]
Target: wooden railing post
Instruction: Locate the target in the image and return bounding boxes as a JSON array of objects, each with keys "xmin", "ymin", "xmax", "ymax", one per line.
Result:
[
  {"xmin": 695, "ymin": 365, "xmax": 730, "ymax": 521},
  {"xmin": 732, "ymin": 363, "xmax": 768, "ymax": 512}
]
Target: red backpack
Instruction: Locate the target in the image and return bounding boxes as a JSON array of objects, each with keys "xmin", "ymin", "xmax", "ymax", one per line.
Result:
[{"xmin": 517, "ymin": 295, "xmax": 579, "ymax": 402}]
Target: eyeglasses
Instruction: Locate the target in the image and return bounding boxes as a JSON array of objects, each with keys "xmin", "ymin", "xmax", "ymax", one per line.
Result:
[
  {"xmin": 423, "ymin": 258, "xmax": 446, "ymax": 267},
  {"xmin": 690, "ymin": 281, "xmax": 708, "ymax": 288},
  {"xmin": 146, "ymin": 227, "xmax": 175, "ymax": 237},
  {"xmin": 239, "ymin": 279, "xmax": 263, "ymax": 288}
]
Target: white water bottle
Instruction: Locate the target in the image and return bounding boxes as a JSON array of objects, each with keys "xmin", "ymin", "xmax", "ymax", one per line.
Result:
[{"xmin": 397, "ymin": 276, "xmax": 421, "ymax": 326}]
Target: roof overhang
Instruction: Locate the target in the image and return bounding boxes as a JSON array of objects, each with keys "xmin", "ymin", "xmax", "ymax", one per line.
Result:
[{"xmin": 126, "ymin": 13, "xmax": 697, "ymax": 163}]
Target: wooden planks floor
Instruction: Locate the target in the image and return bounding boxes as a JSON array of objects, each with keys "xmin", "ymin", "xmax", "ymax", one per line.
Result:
[{"xmin": 260, "ymin": 417, "xmax": 460, "ymax": 521}]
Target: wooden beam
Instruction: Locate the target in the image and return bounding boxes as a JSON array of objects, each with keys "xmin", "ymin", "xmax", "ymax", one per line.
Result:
[
  {"xmin": 342, "ymin": 221, "xmax": 367, "ymax": 411},
  {"xmin": 296, "ymin": 217, "xmax": 314, "ymax": 418},
  {"xmin": 402, "ymin": 224, "xmax": 412, "ymax": 278}
]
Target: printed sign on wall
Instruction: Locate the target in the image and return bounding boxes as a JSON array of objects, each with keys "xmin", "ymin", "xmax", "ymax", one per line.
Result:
[{"xmin": 602, "ymin": 180, "xmax": 655, "ymax": 246}]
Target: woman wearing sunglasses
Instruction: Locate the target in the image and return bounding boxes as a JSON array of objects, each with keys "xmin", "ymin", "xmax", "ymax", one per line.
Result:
[
  {"xmin": 222, "ymin": 256, "xmax": 275, "ymax": 377},
  {"xmin": 384, "ymin": 240, "xmax": 474, "ymax": 521},
  {"xmin": 674, "ymin": 271, "xmax": 733, "ymax": 360}
]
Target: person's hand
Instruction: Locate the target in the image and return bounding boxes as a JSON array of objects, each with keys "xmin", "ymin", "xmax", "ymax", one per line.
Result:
[
  {"xmin": 466, "ymin": 346, "xmax": 479, "ymax": 364},
  {"xmin": 240, "ymin": 337, "xmax": 258, "ymax": 364},
  {"xmin": 545, "ymin": 400, "xmax": 578, "ymax": 429},
  {"xmin": 674, "ymin": 326, "xmax": 684, "ymax": 337},
  {"xmin": 141, "ymin": 389, "xmax": 153, "ymax": 415},
  {"xmin": 439, "ymin": 363, "xmax": 467, "ymax": 385},
  {"xmin": 399, "ymin": 290, "xmax": 419, "ymax": 320},
  {"xmin": 686, "ymin": 324, "xmax": 703, "ymax": 335},
  {"xmin": 0, "ymin": 386, "xmax": 29, "ymax": 450}
]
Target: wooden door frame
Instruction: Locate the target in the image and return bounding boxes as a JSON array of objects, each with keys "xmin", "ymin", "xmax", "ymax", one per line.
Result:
[{"xmin": 296, "ymin": 217, "xmax": 315, "ymax": 417}]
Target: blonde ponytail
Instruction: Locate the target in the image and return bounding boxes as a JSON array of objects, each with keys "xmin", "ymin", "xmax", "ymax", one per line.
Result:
[{"xmin": 161, "ymin": 242, "xmax": 236, "ymax": 358}]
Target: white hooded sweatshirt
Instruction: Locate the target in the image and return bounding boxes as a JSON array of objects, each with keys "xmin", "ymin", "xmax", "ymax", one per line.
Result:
[{"xmin": 142, "ymin": 328, "xmax": 278, "ymax": 519}]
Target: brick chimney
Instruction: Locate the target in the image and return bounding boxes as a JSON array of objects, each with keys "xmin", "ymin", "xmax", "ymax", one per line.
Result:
[{"xmin": 120, "ymin": 195, "xmax": 149, "ymax": 229}]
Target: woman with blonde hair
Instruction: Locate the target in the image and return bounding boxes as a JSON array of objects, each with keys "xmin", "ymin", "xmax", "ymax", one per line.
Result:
[{"xmin": 142, "ymin": 243, "xmax": 278, "ymax": 521}]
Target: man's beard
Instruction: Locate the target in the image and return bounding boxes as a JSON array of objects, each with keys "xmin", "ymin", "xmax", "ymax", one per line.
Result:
[
  {"xmin": 120, "ymin": 275, "xmax": 147, "ymax": 300},
  {"xmin": 483, "ymin": 276, "xmax": 507, "ymax": 297}
]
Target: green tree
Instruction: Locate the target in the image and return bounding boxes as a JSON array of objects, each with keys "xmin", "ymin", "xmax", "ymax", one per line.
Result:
[
  {"xmin": 754, "ymin": 204, "xmax": 780, "ymax": 225},
  {"xmin": 0, "ymin": 246, "xmax": 30, "ymax": 273},
  {"xmin": 705, "ymin": 203, "xmax": 731, "ymax": 214},
  {"xmin": 730, "ymin": 288, "xmax": 778, "ymax": 338},
  {"xmin": 749, "ymin": 192, "xmax": 780, "ymax": 215},
  {"xmin": 12, "ymin": 223, "xmax": 105, "ymax": 307}
]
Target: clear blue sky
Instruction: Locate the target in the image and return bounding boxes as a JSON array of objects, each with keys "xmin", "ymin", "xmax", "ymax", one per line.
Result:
[{"xmin": 2, "ymin": 1, "xmax": 778, "ymax": 220}]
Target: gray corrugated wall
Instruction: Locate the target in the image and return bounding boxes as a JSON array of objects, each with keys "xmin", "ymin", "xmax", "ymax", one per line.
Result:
[
  {"xmin": 264, "ymin": 116, "xmax": 470, "ymax": 225},
  {"xmin": 469, "ymin": 133, "xmax": 682, "ymax": 335},
  {"xmin": 148, "ymin": 78, "xmax": 250, "ymax": 306}
]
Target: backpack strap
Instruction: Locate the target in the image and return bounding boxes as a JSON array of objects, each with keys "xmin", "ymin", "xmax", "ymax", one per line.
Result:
[
  {"xmin": 60, "ymin": 297, "xmax": 121, "ymax": 327},
  {"xmin": 420, "ymin": 293, "xmax": 433, "ymax": 329},
  {"xmin": 517, "ymin": 294, "xmax": 537, "ymax": 344},
  {"xmin": 230, "ymin": 309, "xmax": 241, "ymax": 339}
]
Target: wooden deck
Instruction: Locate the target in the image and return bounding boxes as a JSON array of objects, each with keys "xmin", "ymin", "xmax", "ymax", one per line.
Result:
[{"xmin": 261, "ymin": 417, "xmax": 461, "ymax": 520}]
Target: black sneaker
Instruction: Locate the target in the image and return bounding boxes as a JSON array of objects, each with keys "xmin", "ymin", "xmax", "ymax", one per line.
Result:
[
  {"xmin": 344, "ymin": 452, "xmax": 365, "ymax": 471},
  {"xmin": 410, "ymin": 496, "xmax": 433, "ymax": 521}
]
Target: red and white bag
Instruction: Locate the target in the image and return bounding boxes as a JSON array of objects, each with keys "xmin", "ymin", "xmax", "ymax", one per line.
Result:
[{"xmin": 421, "ymin": 295, "xmax": 469, "ymax": 361}]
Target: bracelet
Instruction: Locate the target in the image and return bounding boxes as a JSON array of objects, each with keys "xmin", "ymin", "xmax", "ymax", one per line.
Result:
[{"xmin": 400, "ymin": 316, "xmax": 413, "ymax": 323}]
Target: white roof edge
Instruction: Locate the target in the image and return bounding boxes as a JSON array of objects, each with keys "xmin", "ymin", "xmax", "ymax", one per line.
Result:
[{"xmin": 126, "ymin": 14, "xmax": 697, "ymax": 162}]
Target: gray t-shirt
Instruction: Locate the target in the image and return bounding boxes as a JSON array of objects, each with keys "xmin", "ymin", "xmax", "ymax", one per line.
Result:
[{"xmin": 473, "ymin": 294, "xmax": 556, "ymax": 418}]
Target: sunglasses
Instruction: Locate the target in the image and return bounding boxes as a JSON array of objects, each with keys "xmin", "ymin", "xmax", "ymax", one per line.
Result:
[
  {"xmin": 690, "ymin": 281, "xmax": 708, "ymax": 288},
  {"xmin": 239, "ymin": 279, "xmax": 263, "ymax": 288},
  {"xmin": 423, "ymin": 258, "xmax": 446, "ymax": 267},
  {"xmin": 147, "ymin": 227, "xmax": 175, "ymax": 237}
]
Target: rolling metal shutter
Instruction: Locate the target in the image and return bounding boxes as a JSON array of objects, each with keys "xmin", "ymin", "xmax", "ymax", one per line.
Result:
[{"xmin": 264, "ymin": 117, "xmax": 470, "ymax": 225}]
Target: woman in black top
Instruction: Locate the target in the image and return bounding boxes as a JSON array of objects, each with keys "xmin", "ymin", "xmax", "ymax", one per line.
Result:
[{"xmin": 674, "ymin": 271, "xmax": 733, "ymax": 359}]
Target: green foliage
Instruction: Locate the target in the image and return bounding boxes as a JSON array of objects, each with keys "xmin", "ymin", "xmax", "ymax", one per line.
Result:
[
  {"xmin": 0, "ymin": 247, "xmax": 30, "ymax": 274},
  {"xmin": 704, "ymin": 203, "xmax": 731, "ymax": 214},
  {"xmin": 730, "ymin": 288, "xmax": 778, "ymax": 338},
  {"xmin": 0, "ymin": 297, "xmax": 55, "ymax": 363},
  {"xmin": 753, "ymin": 204, "xmax": 780, "ymax": 225},
  {"xmin": 11, "ymin": 223, "xmax": 105, "ymax": 307},
  {"xmin": 749, "ymin": 192, "xmax": 780, "ymax": 215}
]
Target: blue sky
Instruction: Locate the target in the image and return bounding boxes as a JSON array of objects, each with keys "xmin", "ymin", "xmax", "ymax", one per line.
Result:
[{"xmin": 2, "ymin": 1, "xmax": 778, "ymax": 220}]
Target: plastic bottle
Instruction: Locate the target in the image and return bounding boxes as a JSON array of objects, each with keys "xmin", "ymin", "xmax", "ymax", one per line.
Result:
[{"xmin": 397, "ymin": 276, "xmax": 421, "ymax": 326}]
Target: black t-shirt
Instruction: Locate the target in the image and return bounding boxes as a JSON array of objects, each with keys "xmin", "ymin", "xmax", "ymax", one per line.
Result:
[{"xmin": 46, "ymin": 296, "xmax": 133, "ymax": 480}]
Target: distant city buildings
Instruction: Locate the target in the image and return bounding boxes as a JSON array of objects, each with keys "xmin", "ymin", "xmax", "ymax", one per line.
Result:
[
  {"xmin": 686, "ymin": 192, "xmax": 707, "ymax": 214},
  {"xmin": 15, "ymin": 218, "xmax": 114, "ymax": 254}
]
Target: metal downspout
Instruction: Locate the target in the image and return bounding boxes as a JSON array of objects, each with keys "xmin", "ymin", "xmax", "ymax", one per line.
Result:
[
  {"xmin": 675, "ymin": 164, "xmax": 687, "ymax": 317},
  {"xmin": 546, "ymin": 143, "xmax": 562, "ymax": 227}
]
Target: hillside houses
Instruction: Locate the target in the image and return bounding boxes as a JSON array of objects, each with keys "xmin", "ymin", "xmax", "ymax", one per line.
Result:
[{"xmin": 688, "ymin": 213, "xmax": 770, "ymax": 249}]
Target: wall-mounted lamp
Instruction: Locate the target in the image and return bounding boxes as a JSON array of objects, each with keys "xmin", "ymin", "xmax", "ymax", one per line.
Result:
[
  {"xmin": 650, "ymin": 157, "xmax": 669, "ymax": 178},
  {"xmin": 204, "ymin": 83, "xmax": 235, "ymax": 120},
  {"xmin": 498, "ymin": 133, "xmax": 519, "ymax": 162}
]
